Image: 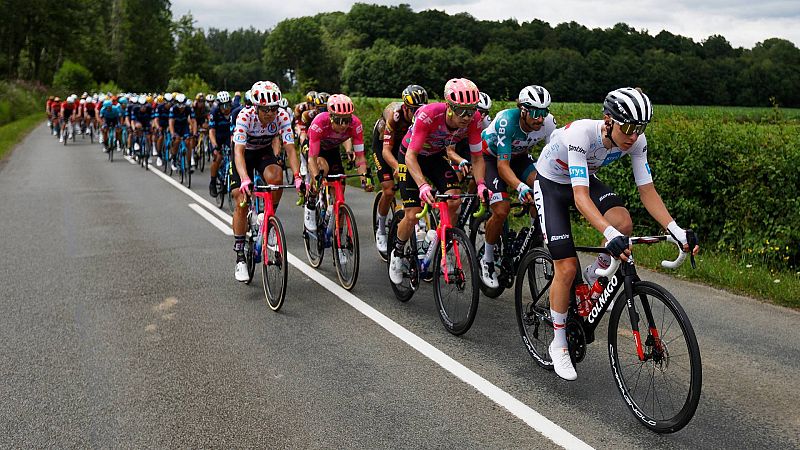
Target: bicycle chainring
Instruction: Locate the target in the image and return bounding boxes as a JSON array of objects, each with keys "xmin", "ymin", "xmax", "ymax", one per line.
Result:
[{"xmin": 566, "ymin": 318, "xmax": 587, "ymax": 364}]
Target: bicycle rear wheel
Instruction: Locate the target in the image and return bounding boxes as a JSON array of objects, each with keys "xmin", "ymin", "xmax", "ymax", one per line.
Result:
[
  {"xmin": 387, "ymin": 210, "xmax": 419, "ymax": 302},
  {"xmin": 469, "ymin": 214, "xmax": 506, "ymax": 298},
  {"xmin": 215, "ymin": 170, "xmax": 226, "ymax": 209},
  {"xmin": 244, "ymin": 232, "xmax": 256, "ymax": 285},
  {"xmin": 432, "ymin": 227, "xmax": 479, "ymax": 335},
  {"xmin": 607, "ymin": 281, "xmax": 702, "ymax": 433},
  {"xmin": 514, "ymin": 248, "xmax": 555, "ymax": 369},
  {"xmin": 262, "ymin": 216, "xmax": 288, "ymax": 311},
  {"xmin": 333, "ymin": 203, "xmax": 359, "ymax": 290}
]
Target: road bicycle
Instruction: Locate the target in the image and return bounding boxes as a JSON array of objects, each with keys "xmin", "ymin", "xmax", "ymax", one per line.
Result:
[
  {"xmin": 302, "ymin": 173, "xmax": 363, "ymax": 290},
  {"xmin": 240, "ymin": 171, "xmax": 299, "ymax": 311},
  {"xmin": 371, "ymin": 185, "xmax": 437, "ymax": 263},
  {"xmin": 195, "ymin": 130, "xmax": 208, "ymax": 173},
  {"xmin": 173, "ymin": 137, "xmax": 192, "ymax": 187},
  {"xmin": 387, "ymin": 192, "xmax": 486, "ymax": 335},
  {"xmin": 214, "ymin": 144, "xmax": 233, "ymax": 211},
  {"xmin": 136, "ymin": 128, "xmax": 151, "ymax": 170},
  {"xmin": 470, "ymin": 201, "xmax": 543, "ymax": 298},
  {"xmin": 514, "ymin": 233, "xmax": 701, "ymax": 433},
  {"xmin": 106, "ymin": 124, "xmax": 118, "ymax": 162}
]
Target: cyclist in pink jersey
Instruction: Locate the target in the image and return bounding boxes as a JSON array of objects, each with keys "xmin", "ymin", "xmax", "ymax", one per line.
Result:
[
  {"xmin": 388, "ymin": 78, "xmax": 489, "ymax": 285},
  {"xmin": 303, "ymin": 94, "xmax": 372, "ymax": 231}
]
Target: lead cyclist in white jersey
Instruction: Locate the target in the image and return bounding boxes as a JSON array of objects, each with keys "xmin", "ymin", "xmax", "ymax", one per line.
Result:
[{"xmin": 533, "ymin": 87, "xmax": 700, "ymax": 381}]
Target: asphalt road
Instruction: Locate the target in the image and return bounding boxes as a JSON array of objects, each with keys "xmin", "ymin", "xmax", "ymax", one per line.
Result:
[{"xmin": 1, "ymin": 124, "xmax": 798, "ymax": 448}]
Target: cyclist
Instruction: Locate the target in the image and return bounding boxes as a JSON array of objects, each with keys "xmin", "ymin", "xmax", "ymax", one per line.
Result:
[
  {"xmin": 154, "ymin": 94, "xmax": 170, "ymax": 166},
  {"xmin": 84, "ymin": 95, "xmax": 98, "ymax": 136},
  {"xmin": 533, "ymin": 87, "xmax": 699, "ymax": 381},
  {"xmin": 208, "ymin": 90, "xmax": 233, "ymax": 198},
  {"xmin": 98, "ymin": 99, "xmax": 122, "ymax": 151},
  {"xmin": 372, "ymin": 84, "xmax": 429, "ymax": 254},
  {"xmin": 168, "ymin": 93, "xmax": 196, "ymax": 172},
  {"xmin": 193, "ymin": 92, "xmax": 209, "ymax": 167},
  {"xmin": 302, "ymin": 94, "xmax": 371, "ymax": 232},
  {"xmin": 475, "ymin": 85, "xmax": 556, "ymax": 289},
  {"xmin": 118, "ymin": 96, "xmax": 130, "ymax": 153},
  {"xmin": 388, "ymin": 78, "xmax": 488, "ymax": 284},
  {"xmin": 59, "ymin": 95, "xmax": 77, "ymax": 143},
  {"xmin": 231, "ymin": 81, "xmax": 301, "ymax": 282},
  {"xmin": 132, "ymin": 95, "xmax": 154, "ymax": 160},
  {"xmin": 230, "ymin": 90, "xmax": 250, "ymax": 129}
]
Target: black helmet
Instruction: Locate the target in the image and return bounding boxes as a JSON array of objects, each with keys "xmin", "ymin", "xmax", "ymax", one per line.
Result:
[
  {"xmin": 402, "ymin": 84, "xmax": 428, "ymax": 108},
  {"xmin": 305, "ymin": 90, "xmax": 318, "ymax": 104},
  {"xmin": 603, "ymin": 87, "xmax": 652, "ymax": 124},
  {"xmin": 314, "ymin": 92, "xmax": 330, "ymax": 108}
]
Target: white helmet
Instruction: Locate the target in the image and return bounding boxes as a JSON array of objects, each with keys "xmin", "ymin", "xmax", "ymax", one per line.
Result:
[
  {"xmin": 175, "ymin": 93, "xmax": 186, "ymax": 103},
  {"xmin": 477, "ymin": 92, "xmax": 492, "ymax": 111},
  {"xmin": 137, "ymin": 95, "xmax": 146, "ymax": 105},
  {"xmin": 279, "ymin": 98, "xmax": 288, "ymax": 108},
  {"xmin": 79, "ymin": 99, "xmax": 86, "ymax": 105},
  {"xmin": 250, "ymin": 81, "xmax": 281, "ymax": 106},
  {"xmin": 603, "ymin": 87, "xmax": 652, "ymax": 124},
  {"xmin": 164, "ymin": 92, "xmax": 173, "ymax": 102},
  {"xmin": 206, "ymin": 93, "xmax": 215, "ymax": 102},
  {"xmin": 216, "ymin": 91, "xmax": 231, "ymax": 104},
  {"xmin": 518, "ymin": 85, "xmax": 551, "ymax": 109}
]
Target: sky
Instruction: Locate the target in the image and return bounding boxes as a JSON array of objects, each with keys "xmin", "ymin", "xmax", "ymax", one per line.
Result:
[{"xmin": 170, "ymin": 0, "xmax": 800, "ymax": 49}]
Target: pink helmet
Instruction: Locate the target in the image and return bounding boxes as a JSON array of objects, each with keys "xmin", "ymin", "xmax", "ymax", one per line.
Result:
[
  {"xmin": 327, "ymin": 94, "xmax": 355, "ymax": 115},
  {"xmin": 250, "ymin": 81, "xmax": 281, "ymax": 107},
  {"xmin": 443, "ymin": 78, "xmax": 480, "ymax": 107}
]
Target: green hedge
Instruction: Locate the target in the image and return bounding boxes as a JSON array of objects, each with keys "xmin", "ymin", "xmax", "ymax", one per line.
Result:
[
  {"xmin": 345, "ymin": 97, "xmax": 800, "ymax": 269},
  {"xmin": 0, "ymin": 81, "xmax": 46, "ymax": 127}
]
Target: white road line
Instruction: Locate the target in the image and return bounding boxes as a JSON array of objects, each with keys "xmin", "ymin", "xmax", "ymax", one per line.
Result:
[
  {"xmin": 138, "ymin": 161, "xmax": 592, "ymax": 450},
  {"xmin": 188, "ymin": 203, "xmax": 233, "ymax": 235}
]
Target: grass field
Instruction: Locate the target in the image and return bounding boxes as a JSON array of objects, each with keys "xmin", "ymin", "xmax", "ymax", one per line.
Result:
[{"xmin": 0, "ymin": 114, "xmax": 43, "ymax": 161}]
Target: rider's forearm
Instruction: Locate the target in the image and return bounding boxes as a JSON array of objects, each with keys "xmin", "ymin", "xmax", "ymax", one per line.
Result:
[
  {"xmin": 574, "ymin": 186, "xmax": 613, "ymax": 236},
  {"xmin": 233, "ymin": 144, "xmax": 248, "ymax": 180},
  {"xmin": 382, "ymin": 143, "xmax": 398, "ymax": 170},
  {"xmin": 497, "ymin": 160, "xmax": 522, "ymax": 189},
  {"xmin": 470, "ymin": 152, "xmax": 486, "ymax": 184},
  {"xmin": 285, "ymin": 143, "xmax": 300, "ymax": 176},
  {"xmin": 404, "ymin": 151, "xmax": 427, "ymax": 187},
  {"xmin": 638, "ymin": 183, "xmax": 674, "ymax": 229}
]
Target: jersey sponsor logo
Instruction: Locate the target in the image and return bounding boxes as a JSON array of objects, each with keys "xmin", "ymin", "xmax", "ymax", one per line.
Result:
[
  {"xmin": 569, "ymin": 165, "xmax": 588, "ymax": 179},
  {"xmin": 568, "ymin": 144, "xmax": 586, "ymax": 154},
  {"xmin": 233, "ymin": 134, "xmax": 246, "ymax": 143},
  {"xmin": 267, "ymin": 122, "xmax": 278, "ymax": 134},
  {"xmin": 599, "ymin": 192, "xmax": 616, "ymax": 202},
  {"xmin": 550, "ymin": 233, "xmax": 569, "ymax": 241},
  {"xmin": 310, "ymin": 123, "xmax": 322, "ymax": 132},
  {"xmin": 601, "ymin": 151, "xmax": 622, "ymax": 166},
  {"xmin": 417, "ymin": 111, "xmax": 432, "ymax": 124},
  {"xmin": 645, "ymin": 162, "xmax": 651, "ymax": 174},
  {"xmin": 355, "ymin": 124, "xmax": 363, "ymax": 134}
]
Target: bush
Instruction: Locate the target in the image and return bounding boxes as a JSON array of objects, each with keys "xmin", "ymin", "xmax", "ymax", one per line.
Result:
[
  {"xmin": 52, "ymin": 60, "xmax": 95, "ymax": 96},
  {"xmin": 165, "ymin": 73, "xmax": 212, "ymax": 99},
  {"xmin": 0, "ymin": 80, "xmax": 46, "ymax": 126}
]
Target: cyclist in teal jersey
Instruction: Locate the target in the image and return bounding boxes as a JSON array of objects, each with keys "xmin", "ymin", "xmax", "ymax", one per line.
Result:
[{"xmin": 474, "ymin": 85, "xmax": 556, "ymax": 288}]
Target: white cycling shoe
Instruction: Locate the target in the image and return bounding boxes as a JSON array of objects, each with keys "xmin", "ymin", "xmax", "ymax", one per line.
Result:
[
  {"xmin": 549, "ymin": 342, "xmax": 577, "ymax": 381},
  {"xmin": 479, "ymin": 259, "xmax": 499, "ymax": 289},
  {"xmin": 303, "ymin": 206, "xmax": 317, "ymax": 231},
  {"xmin": 235, "ymin": 261, "xmax": 249, "ymax": 282},
  {"xmin": 388, "ymin": 249, "xmax": 405, "ymax": 284}
]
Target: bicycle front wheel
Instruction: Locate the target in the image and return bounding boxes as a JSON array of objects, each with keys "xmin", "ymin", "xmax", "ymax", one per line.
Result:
[
  {"xmin": 607, "ymin": 281, "xmax": 702, "ymax": 433},
  {"xmin": 333, "ymin": 203, "xmax": 360, "ymax": 290},
  {"xmin": 432, "ymin": 227, "xmax": 479, "ymax": 336},
  {"xmin": 244, "ymin": 232, "xmax": 256, "ymax": 285},
  {"xmin": 387, "ymin": 210, "xmax": 419, "ymax": 302},
  {"xmin": 372, "ymin": 191, "xmax": 395, "ymax": 262},
  {"xmin": 303, "ymin": 207, "xmax": 324, "ymax": 268},
  {"xmin": 262, "ymin": 216, "xmax": 288, "ymax": 311},
  {"xmin": 469, "ymin": 213, "xmax": 505, "ymax": 298},
  {"xmin": 215, "ymin": 171, "xmax": 226, "ymax": 209},
  {"xmin": 514, "ymin": 248, "xmax": 555, "ymax": 370}
]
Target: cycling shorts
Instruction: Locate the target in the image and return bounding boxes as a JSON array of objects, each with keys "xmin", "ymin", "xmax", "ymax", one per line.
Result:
[
  {"xmin": 230, "ymin": 148, "xmax": 280, "ymax": 190},
  {"xmin": 397, "ymin": 145, "xmax": 460, "ymax": 209},
  {"xmin": 484, "ymin": 153, "xmax": 537, "ymax": 205}
]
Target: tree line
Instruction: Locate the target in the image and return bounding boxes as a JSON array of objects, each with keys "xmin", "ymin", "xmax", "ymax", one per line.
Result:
[{"xmin": 2, "ymin": 2, "xmax": 798, "ymax": 106}]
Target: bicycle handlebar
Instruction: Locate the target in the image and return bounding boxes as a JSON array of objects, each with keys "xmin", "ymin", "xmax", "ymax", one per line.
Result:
[
  {"xmin": 414, "ymin": 193, "xmax": 488, "ymax": 219},
  {"xmin": 595, "ymin": 234, "xmax": 692, "ymax": 278}
]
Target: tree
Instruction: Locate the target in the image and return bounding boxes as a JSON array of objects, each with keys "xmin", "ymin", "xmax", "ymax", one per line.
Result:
[
  {"xmin": 172, "ymin": 14, "xmax": 213, "ymax": 80},
  {"xmin": 52, "ymin": 60, "xmax": 94, "ymax": 95}
]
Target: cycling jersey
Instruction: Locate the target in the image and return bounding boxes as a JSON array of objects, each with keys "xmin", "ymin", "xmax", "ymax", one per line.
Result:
[
  {"xmin": 482, "ymin": 108, "xmax": 556, "ymax": 160},
  {"xmin": 307, "ymin": 111, "xmax": 364, "ymax": 158},
  {"xmin": 232, "ymin": 106, "xmax": 294, "ymax": 152},
  {"xmin": 208, "ymin": 105, "xmax": 232, "ymax": 143},
  {"xmin": 193, "ymin": 102, "xmax": 207, "ymax": 126},
  {"xmin": 402, "ymin": 102, "xmax": 482, "ymax": 156},
  {"xmin": 535, "ymin": 119, "xmax": 652, "ymax": 187},
  {"xmin": 99, "ymin": 104, "xmax": 122, "ymax": 119},
  {"xmin": 372, "ymin": 102, "xmax": 413, "ymax": 182},
  {"xmin": 169, "ymin": 105, "xmax": 195, "ymax": 137},
  {"xmin": 61, "ymin": 101, "xmax": 74, "ymax": 117},
  {"xmin": 134, "ymin": 104, "xmax": 154, "ymax": 125},
  {"xmin": 154, "ymin": 103, "xmax": 170, "ymax": 127}
]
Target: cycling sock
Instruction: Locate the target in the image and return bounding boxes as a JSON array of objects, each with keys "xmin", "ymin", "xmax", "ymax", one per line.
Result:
[
  {"xmin": 551, "ymin": 310, "xmax": 568, "ymax": 348},
  {"xmin": 377, "ymin": 214, "xmax": 387, "ymax": 234},
  {"xmin": 483, "ymin": 242, "xmax": 495, "ymax": 263},
  {"xmin": 394, "ymin": 236, "xmax": 407, "ymax": 253},
  {"xmin": 586, "ymin": 253, "xmax": 611, "ymax": 284},
  {"xmin": 210, "ymin": 176, "xmax": 217, "ymax": 183},
  {"xmin": 234, "ymin": 235, "xmax": 245, "ymax": 253}
]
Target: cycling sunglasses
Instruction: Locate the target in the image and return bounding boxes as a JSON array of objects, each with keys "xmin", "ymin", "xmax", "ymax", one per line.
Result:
[
  {"xmin": 219, "ymin": 102, "xmax": 231, "ymax": 109},
  {"xmin": 524, "ymin": 107, "xmax": 549, "ymax": 119},
  {"xmin": 257, "ymin": 105, "xmax": 279, "ymax": 113},
  {"xmin": 614, "ymin": 120, "xmax": 647, "ymax": 136},
  {"xmin": 330, "ymin": 115, "xmax": 352, "ymax": 125},
  {"xmin": 450, "ymin": 104, "xmax": 477, "ymax": 118}
]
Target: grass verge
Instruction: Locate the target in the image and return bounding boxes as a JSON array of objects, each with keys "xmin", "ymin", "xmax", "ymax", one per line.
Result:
[{"xmin": 0, "ymin": 114, "xmax": 43, "ymax": 160}]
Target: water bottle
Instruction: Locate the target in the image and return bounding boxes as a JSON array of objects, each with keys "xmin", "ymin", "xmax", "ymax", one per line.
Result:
[
  {"xmin": 421, "ymin": 229, "xmax": 438, "ymax": 273},
  {"xmin": 576, "ymin": 283, "xmax": 591, "ymax": 317},
  {"xmin": 416, "ymin": 228, "xmax": 427, "ymax": 259}
]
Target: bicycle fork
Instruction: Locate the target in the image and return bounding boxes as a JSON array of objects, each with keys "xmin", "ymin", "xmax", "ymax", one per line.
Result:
[{"xmin": 621, "ymin": 262, "xmax": 662, "ymax": 362}]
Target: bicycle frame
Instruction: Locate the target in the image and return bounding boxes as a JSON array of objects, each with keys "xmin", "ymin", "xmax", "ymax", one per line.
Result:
[{"xmin": 319, "ymin": 174, "xmax": 358, "ymax": 250}]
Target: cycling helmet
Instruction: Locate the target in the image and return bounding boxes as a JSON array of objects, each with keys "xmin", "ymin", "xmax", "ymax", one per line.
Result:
[
  {"xmin": 518, "ymin": 85, "xmax": 551, "ymax": 109},
  {"xmin": 164, "ymin": 92, "xmax": 173, "ymax": 102},
  {"xmin": 603, "ymin": 87, "xmax": 652, "ymax": 124},
  {"xmin": 314, "ymin": 92, "xmax": 330, "ymax": 108},
  {"xmin": 175, "ymin": 93, "xmax": 186, "ymax": 104},
  {"xmin": 206, "ymin": 93, "xmax": 215, "ymax": 102},
  {"xmin": 146, "ymin": 95, "xmax": 153, "ymax": 103},
  {"xmin": 443, "ymin": 78, "xmax": 480, "ymax": 106},
  {"xmin": 328, "ymin": 94, "xmax": 355, "ymax": 115},
  {"xmin": 79, "ymin": 99, "xmax": 86, "ymax": 105},
  {"xmin": 103, "ymin": 100, "xmax": 112, "ymax": 107},
  {"xmin": 477, "ymin": 92, "xmax": 492, "ymax": 112},
  {"xmin": 119, "ymin": 97, "xmax": 129, "ymax": 104},
  {"xmin": 156, "ymin": 95, "xmax": 164, "ymax": 104},
  {"xmin": 216, "ymin": 91, "xmax": 231, "ymax": 104},
  {"xmin": 195, "ymin": 93, "xmax": 204, "ymax": 101},
  {"xmin": 305, "ymin": 90, "xmax": 318, "ymax": 104},
  {"xmin": 54, "ymin": 96, "xmax": 61, "ymax": 102},
  {"xmin": 244, "ymin": 90, "xmax": 252, "ymax": 106},
  {"xmin": 250, "ymin": 81, "xmax": 281, "ymax": 106},
  {"xmin": 279, "ymin": 97, "xmax": 289, "ymax": 108},
  {"xmin": 137, "ymin": 95, "xmax": 146, "ymax": 105},
  {"xmin": 402, "ymin": 84, "xmax": 428, "ymax": 107}
]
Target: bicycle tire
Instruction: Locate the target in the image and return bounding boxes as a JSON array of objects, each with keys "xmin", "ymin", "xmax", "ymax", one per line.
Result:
[
  {"xmin": 607, "ymin": 281, "xmax": 702, "ymax": 433},
  {"xmin": 262, "ymin": 216, "xmax": 288, "ymax": 311},
  {"xmin": 514, "ymin": 248, "xmax": 555, "ymax": 370},
  {"xmin": 144, "ymin": 138, "xmax": 149, "ymax": 171},
  {"xmin": 372, "ymin": 192, "xmax": 395, "ymax": 263},
  {"xmin": 186, "ymin": 149, "xmax": 192, "ymax": 188},
  {"xmin": 244, "ymin": 232, "xmax": 256, "ymax": 285},
  {"xmin": 303, "ymin": 207, "xmax": 324, "ymax": 268},
  {"xmin": 387, "ymin": 210, "xmax": 419, "ymax": 302},
  {"xmin": 215, "ymin": 171, "xmax": 226, "ymax": 209},
  {"xmin": 469, "ymin": 214, "xmax": 505, "ymax": 298},
  {"xmin": 433, "ymin": 227, "xmax": 479, "ymax": 335},
  {"xmin": 333, "ymin": 203, "xmax": 360, "ymax": 290}
]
